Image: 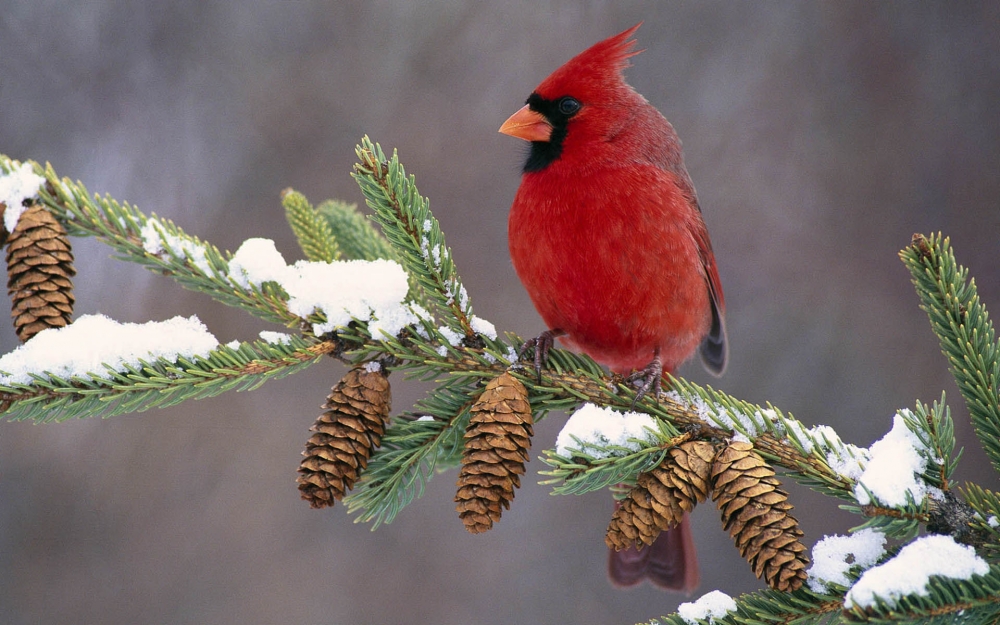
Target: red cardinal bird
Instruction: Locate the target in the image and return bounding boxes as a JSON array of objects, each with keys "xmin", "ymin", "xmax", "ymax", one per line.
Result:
[{"xmin": 499, "ymin": 24, "xmax": 727, "ymax": 592}]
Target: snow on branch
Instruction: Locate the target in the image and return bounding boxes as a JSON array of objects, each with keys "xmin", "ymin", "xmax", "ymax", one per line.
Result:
[
  {"xmin": 0, "ymin": 314, "xmax": 217, "ymax": 386},
  {"xmin": 845, "ymin": 535, "xmax": 990, "ymax": 610},
  {"xmin": 228, "ymin": 237, "xmax": 419, "ymax": 337},
  {"xmin": 0, "ymin": 161, "xmax": 46, "ymax": 231}
]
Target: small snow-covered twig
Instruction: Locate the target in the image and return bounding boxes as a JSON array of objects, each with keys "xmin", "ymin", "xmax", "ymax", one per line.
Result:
[
  {"xmin": 554, "ymin": 403, "xmax": 660, "ymax": 459},
  {"xmin": 0, "ymin": 161, "xmax": 46, "ymax": 233},
  {"xmin": 807, "ymin": 528, "xmax": 887, "ymax": 593},
  {"xmin": 0, "ymin": 314, "xmax": 217, "ymax": 386},
  {"xmin": 844, "ymin": 535, "xmax": 989, "ymax": 609},
  {"xmin": 229, "ymin": 237, "xmax": 418, "ymax": 338},
  {"xmin": 677, "ymin": 590, "xmax": 737, "ymax": 625}
]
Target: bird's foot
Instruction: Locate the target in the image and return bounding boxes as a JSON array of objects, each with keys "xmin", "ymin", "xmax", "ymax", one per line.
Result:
[
  {"xmin": 626, "ymin": 351, "xmax": 663, "ymax": 410},
  {"xmin": 517, "ymin": 329, "xmax": 564, "ymax": 382}
]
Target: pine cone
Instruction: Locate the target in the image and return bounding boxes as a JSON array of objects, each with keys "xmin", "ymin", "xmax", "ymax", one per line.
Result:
[
  {"xmin": 606, "ymin": 441, "xmax": 716, "ymax": 550},
  {"xmin": 297, "ymin": 364, "xmax": 391, "ymax": 509},
  {"xmin": 711, "ymin": 441, "xmax": 809, "ymax": 591},
  {"xmin": 456, "ymin": 372, "xmax": 533, "ymax": 533},
  {"xmin": 5, "ymin": 204, "xmax": 75, "ymax": 342}
]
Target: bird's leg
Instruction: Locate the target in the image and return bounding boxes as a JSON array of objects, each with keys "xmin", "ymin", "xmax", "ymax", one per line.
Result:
[
  {"xmin": 518, "ymin": 329, "xmax": 565, "ymax": 381},
  {"xmin": 626, "ymin": 348, "xmax": 663, "ymax": 410}
]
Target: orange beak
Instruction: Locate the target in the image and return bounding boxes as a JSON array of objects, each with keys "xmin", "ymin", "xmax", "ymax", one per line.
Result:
[{"xmin": 499, "ymin": 105, "xmax": 552, "ymax": 142}]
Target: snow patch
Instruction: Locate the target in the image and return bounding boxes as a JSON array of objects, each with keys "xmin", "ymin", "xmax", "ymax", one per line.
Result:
[
  {"xmin": 141, "ymin": 217, "xmax": 214, "ymax": 275},
  {"xmin": 807, "ymin": 528, "xmax": 886, "ymax": 592},
  {"xmin": 678, "ymin": 590, "xmax": 737, "ymax": 625},
  {"xmin": 228, "ymin": 238, "xmax": 415, "ymax": 338},
  {"xmin": 470, "ymin": 315, "xmax": 497, "ymax": 340},
  {"xmin": 259, "ymin": 331, "xmax": 293, "ymax": 345},
  {"xmin": 0, "ymin": 314, "xmax": 218, "ymax": 385},
  {"xmin": 228, "ymin": 238, "xmax": 290, "ymax": 288},
  {"xmin": 844, "ymin": 535, "xmax": 988, "ymax": 609},
  {"xmin": 554, "ymin": 404, "xmax": 658, "ymax": 458},
  {"xmin": 854, "ymin": 414, "xmax": 929, "ymax": 507},
  {"xmin": 438, "ymin": 325, "xmax": 464, "ymax": 347}
]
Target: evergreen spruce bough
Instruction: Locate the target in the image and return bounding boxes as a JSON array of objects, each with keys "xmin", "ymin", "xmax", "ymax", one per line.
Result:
[{"xmin": 2, "ymin": 145, "xmax": 1000, "ymax": 624}]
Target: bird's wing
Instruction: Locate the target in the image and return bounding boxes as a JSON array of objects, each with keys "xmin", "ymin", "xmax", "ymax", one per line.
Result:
[
  {"xmin": 664, "ymin": 160, "xmax": 728, "ymax": 376},
  {"xmin": 693, "ymin": 210, "xmax": 727, "ymax": 376}
]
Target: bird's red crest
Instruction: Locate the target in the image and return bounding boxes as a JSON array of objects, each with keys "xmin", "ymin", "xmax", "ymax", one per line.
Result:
[{"xmin": 534, "ymin": 23, "xmax": 644, "ymax": 100}]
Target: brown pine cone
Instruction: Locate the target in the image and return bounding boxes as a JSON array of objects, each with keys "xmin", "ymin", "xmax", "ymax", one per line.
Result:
[
  {"xmin": 5, "ymin": 204, "xmax": 75, "ymax": 342},
  {"xmin": 711, "ymin": 440, "xmax": 809, "ymax": 591},
  {"xmin": 606, "ymin": 441, "xmax": 716, "ymax": 550},
  {"xmin": 297, "ymin": 364, "xmax": 391, "ymax": 508},
  {"xmin": 456, "ymin": 372, "xmax": 533, "ymax": 533}
]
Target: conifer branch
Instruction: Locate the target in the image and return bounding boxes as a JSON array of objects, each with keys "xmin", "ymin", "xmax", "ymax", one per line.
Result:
[
  {"xmin": 668, "ymin": 378, "xmax": 861, "ymax": 501},
  {"xmin": 901, "ymin": 395, "xmax": 959, "ymax": 490},
  {"xmin": 647, "ymin": 563, "xmax": 1000, "ymax": 625},
  {"xmin": 900, "ymin": 233, "xmax": 1000, "ymax": 474},
  {"xmin": 32, "ymin": 164, "xmax": 299, "ymax": 327},
  {"xmin": 352, "ymin": 137, "xmax": 476, "ymax": 339},
  {"xmin": 539, "ymin": 432, "xmax": 684, "ymax": 497},
  {"xmin": 0, "ymin": 155, "xmax": 977, "ymax": 520},
  {"xmin": 315, "ymin": 198, "xmax": 398, "ymax": 263},
  {"xmin": 644, "ymin": 586, "xmax": 843, "ymax": 625},
  {"xmin": 344, "ymin": 378, "xmax": 477, "ymax": 528},
  {"xmin": 840, "ymin": 565, "xmax": 1000, "ymax": 624},
  {"xmin": 4, "ymin": 151, "xmax": 1000, "ymax": 625},
  {"xmin": 282, "ymin": 188, "xmax": 340, "ymax": 262},
  {"xmin": 960, "ymin": 484, "xmax": 1000, "ymax": 558},
  {"xmin": 0, "ymin": 337, "xmax": 339, "ymax": 422},
  {"xmin": 853, "ymin": 499, "xmax": 929, "ymax": 541}
]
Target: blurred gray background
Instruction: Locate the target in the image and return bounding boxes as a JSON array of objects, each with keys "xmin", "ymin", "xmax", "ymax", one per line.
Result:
[{"xmin": 2, "ymin": 2, "xmax": 999, "ymax": 624}]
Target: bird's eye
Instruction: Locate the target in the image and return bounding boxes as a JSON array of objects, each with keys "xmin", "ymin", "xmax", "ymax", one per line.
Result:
[{"xmin": 558, "ymin": 97, "xmax": 581, "ymax": 116}]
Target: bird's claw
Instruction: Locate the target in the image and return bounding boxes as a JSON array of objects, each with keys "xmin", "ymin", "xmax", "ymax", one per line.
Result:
[
  {"xmin": 518, "ymin": 329, "xmax": 563, "ymax": 382},
  {"xmin": 626, "ymin": 352, "xmax": 663, "ymax": 410}
]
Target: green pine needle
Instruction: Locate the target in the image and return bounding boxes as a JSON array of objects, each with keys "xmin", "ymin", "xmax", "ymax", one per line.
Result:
[
  {"xmin": 0, "ymin": 337, "xmax": 338, "ymax": 422},
  {"xmin": 344, "ymin": 376, "xmax": 478, "ymax": 528},
  {"xmin": 960, "ymin": 483, "xmax": 1000, "ymax": 558},
  {"xmin": 282, "ymin": 188, "xmax": 340, "ymax": 262},
  {"xmin": 540, "ymin": 445, "xmax": 670, "ymax": 496},
  {"xmin": 840, "ymin": 564, "xmax": 1000, "ymax": 624},
  {"xmin": 32, "ymin": 161, "xmax": 299, "ymax": 327},
  {"xmin": 643, "ymin": 586, "xmax": 843, "ymax": 625},
  {"xmin": 352, "ymin": 136, "xmax": 475, "ymax": 339},
  {"xmin": 315, "ymin": 198, "xmax": 397, "ymax": 262},
  {"xmin": 900, "ymin": 233, "xmax": 1000, "ymax": 475}
]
